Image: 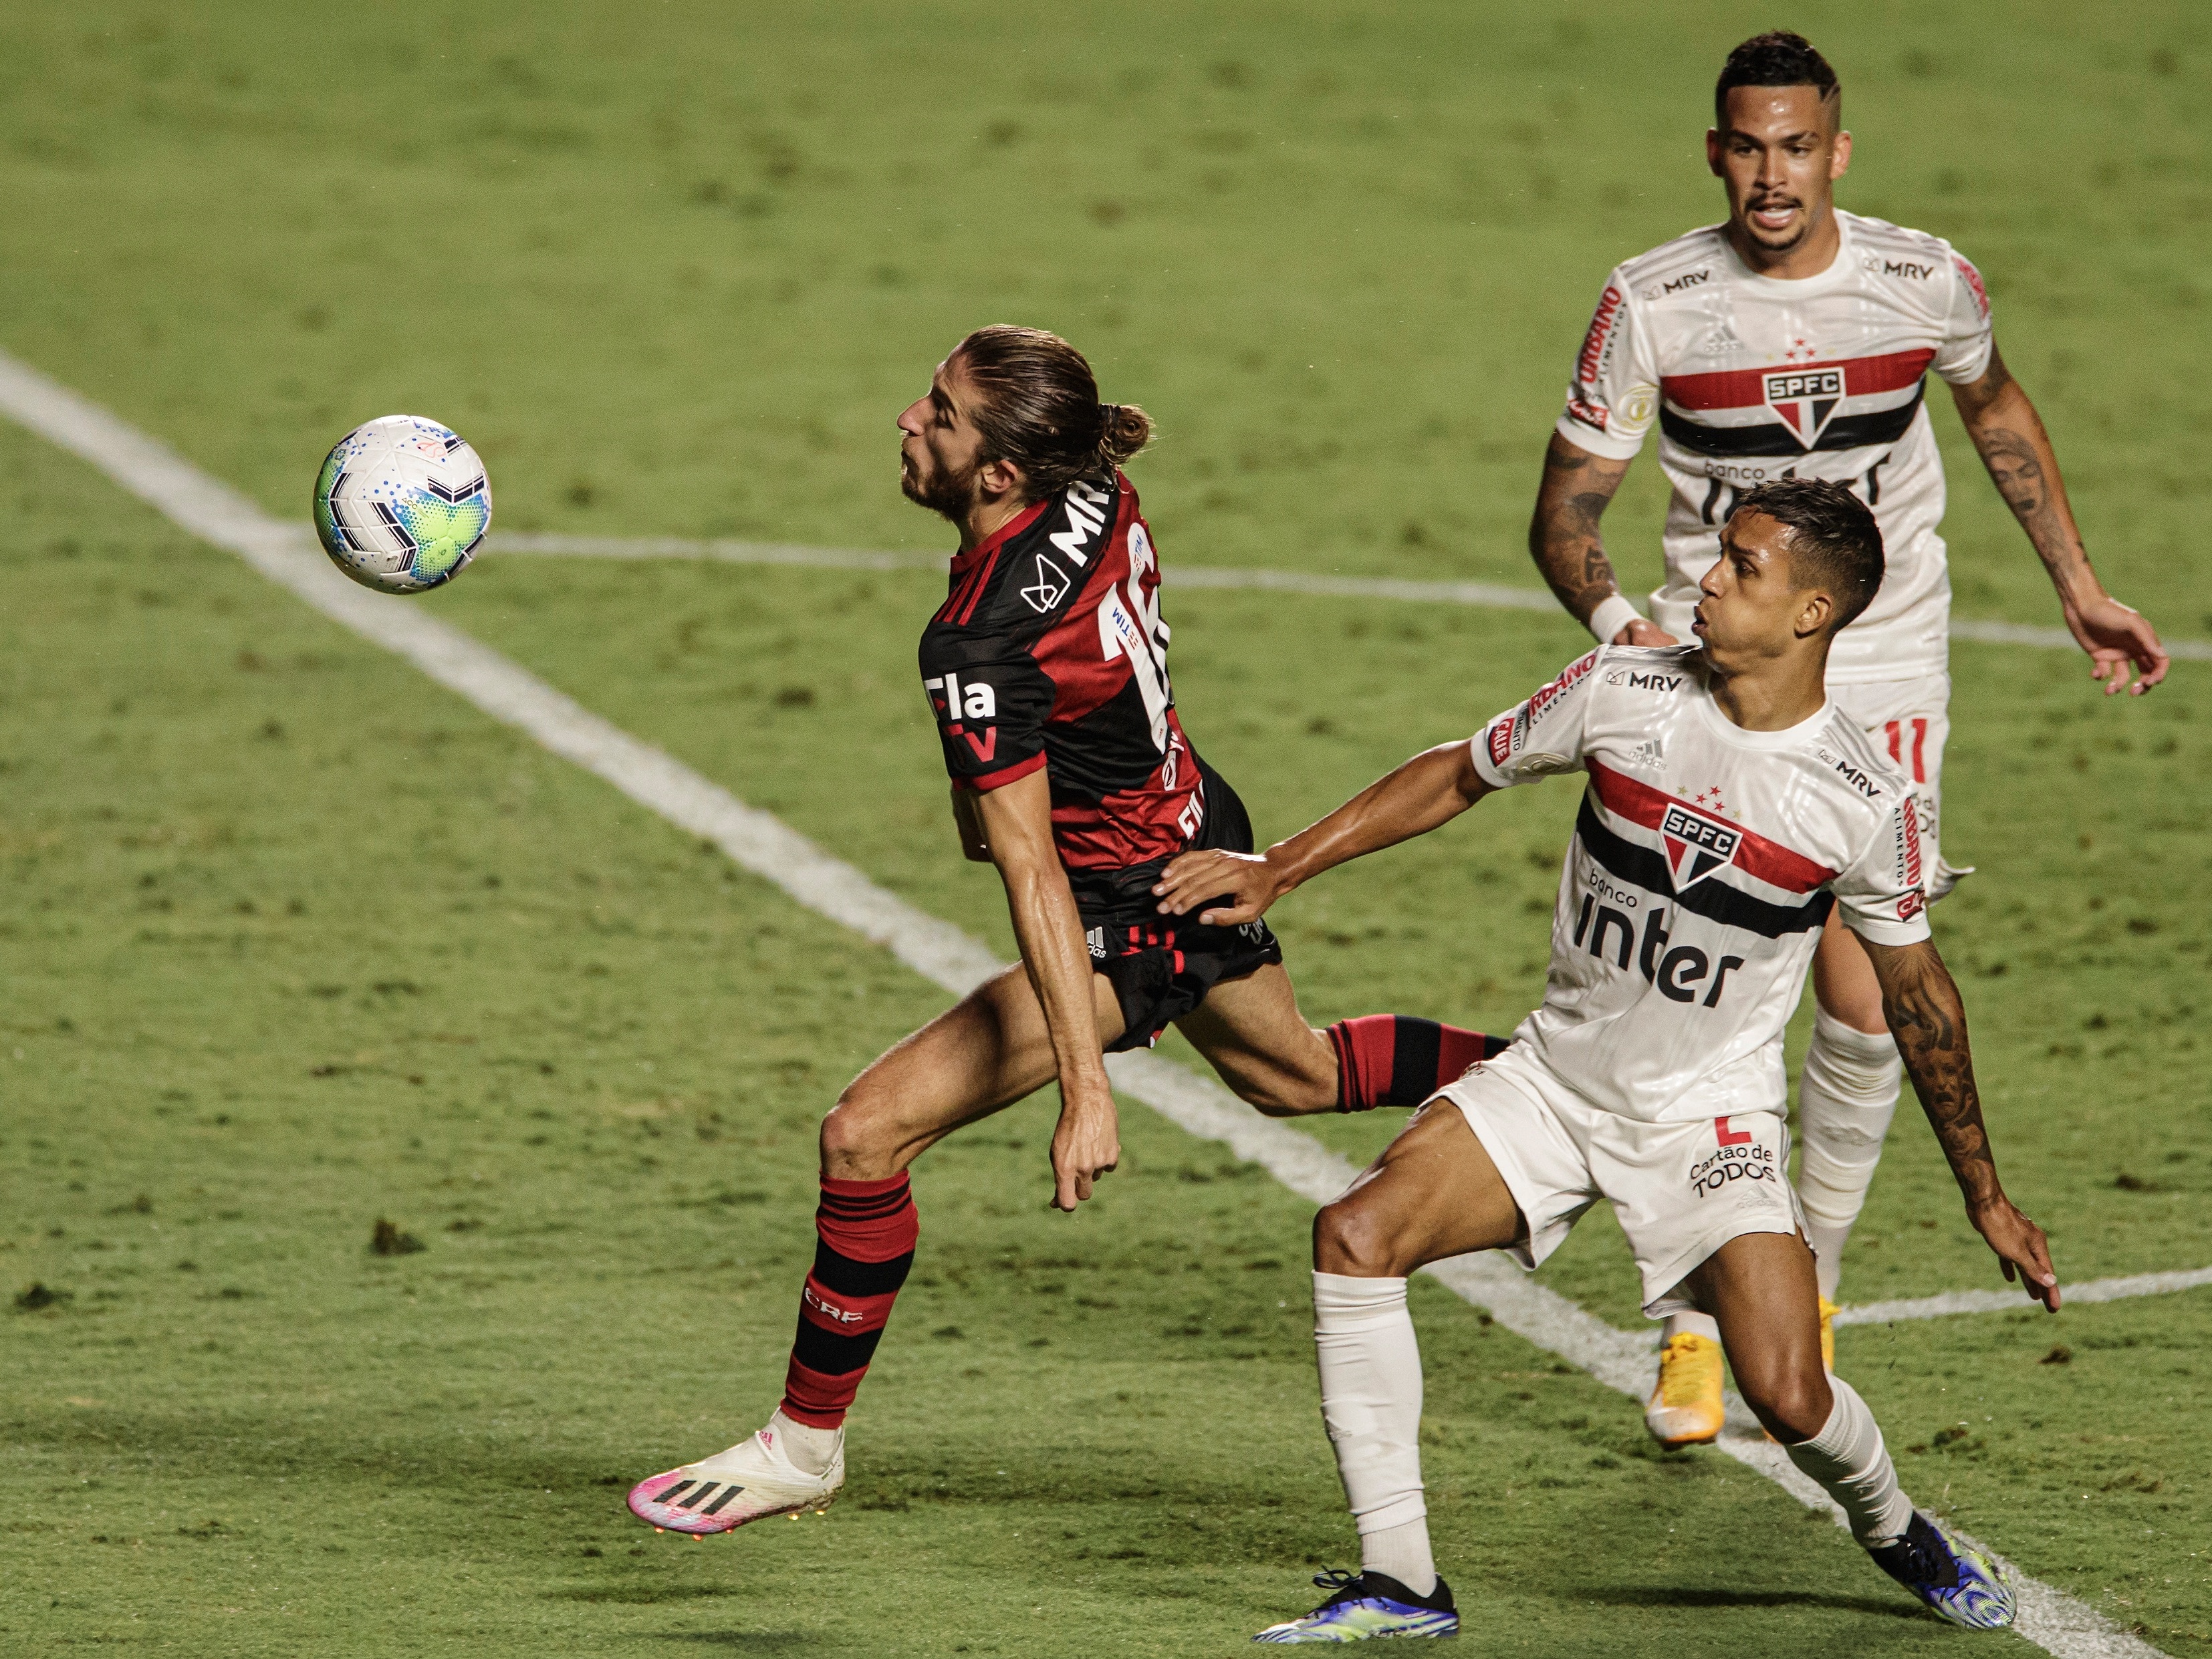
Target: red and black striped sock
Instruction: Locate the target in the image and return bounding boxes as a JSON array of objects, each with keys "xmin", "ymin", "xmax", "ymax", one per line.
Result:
[
  {"xmin": 778, "ymin": 1173, "xmax": 918, "ymax": 1430},
  {"xmin": 1326, "ymin": 1016, "xmax": 1509, "ymax": 1112}
]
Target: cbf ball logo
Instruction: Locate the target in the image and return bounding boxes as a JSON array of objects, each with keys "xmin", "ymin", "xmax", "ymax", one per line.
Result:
[{"xmin": 1686, "ymin": 1116, "xmax": 1777, "ymax": 1199}]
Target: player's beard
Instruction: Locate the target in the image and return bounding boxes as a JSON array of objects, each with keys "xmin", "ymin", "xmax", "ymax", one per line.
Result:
[
  {"xmin": 902, "ymin": 451, "xmax": 983, "ymax": 523},
  {"xmin": 1742, "ymin": 195, "xmax": 1810, "ymax": 255}
]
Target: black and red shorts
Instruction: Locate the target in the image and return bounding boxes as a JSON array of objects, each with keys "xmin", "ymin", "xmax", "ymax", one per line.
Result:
[{"xmin": 1067, "ymin": 762, "xmax": 1283, "ymax": 1054}]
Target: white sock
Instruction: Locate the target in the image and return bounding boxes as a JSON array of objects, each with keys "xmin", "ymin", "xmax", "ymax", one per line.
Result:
[
  {"xmin": 767, "ymin": 1407, "xmax": 841, "ymax": 1477},
  {"xmin": 1663, "ymin": 1309, "xmax": 1721, "ymax": 1344},
  {"xmin": 1360, "ymin": 1518, "xmax": 1438, "ymax": 1598},
  {"xmin": 1783, "ymin": 1376, "xmax": 1913, "ymax": 1546},
  {"xmin": 1313, "ymin": 1272, "xmax": 1437, "ymax": 1597},
  {"xmin": 1796, "ymin": 1010, "xmax": 1902, "ymax": 1303}
]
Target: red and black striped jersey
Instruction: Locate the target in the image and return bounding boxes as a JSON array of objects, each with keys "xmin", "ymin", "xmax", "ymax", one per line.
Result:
[{"xmin": 918, "ymin": 472, "xmax": 1208, "ymax": 872}]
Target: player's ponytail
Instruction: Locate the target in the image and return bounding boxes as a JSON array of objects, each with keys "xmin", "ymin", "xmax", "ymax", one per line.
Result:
[
  {"xmin": 951, "ymin": 325, "xmax": 1152, "ymax": 501},
  {"xmin": 1096, "ymin": 401, "xmax": 1154, "ymax": 473}
]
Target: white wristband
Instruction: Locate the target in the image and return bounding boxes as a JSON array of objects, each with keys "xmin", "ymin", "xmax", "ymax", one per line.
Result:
[{"xmin": 1587, "ymin": 594, "xmax": 1643, "ymax": 644}]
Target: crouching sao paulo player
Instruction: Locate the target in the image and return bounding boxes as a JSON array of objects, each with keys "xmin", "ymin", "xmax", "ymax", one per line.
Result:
[
  {"xmin": 625, "ymin": 326, "xmax": 1505, "ymax": 1535},
  {"xmin": 1156, "ymin": 480, "xmax": 2057, "ymax": 1640},
  {"xmin": 1529, "ymin": 31, "xmax": 2165, "ymax": 1446}
]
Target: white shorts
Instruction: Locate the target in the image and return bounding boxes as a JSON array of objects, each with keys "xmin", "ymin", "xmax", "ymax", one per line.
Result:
[
  {"xmin": 1439, "ymin": 1045, "xmax": 1804, "ymax": 1319},
  {"xmin": 1828, "ymin": 672, "xmax": 1969, "ymax": 899}
]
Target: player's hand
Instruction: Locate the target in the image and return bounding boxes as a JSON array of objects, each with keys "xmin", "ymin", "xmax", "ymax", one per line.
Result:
[
  {"xmin": 2064, "ymin": 593, "xmax": 2168, "ymax": 696},
  {"xmin": 1614, "ymin": 618, "xmax": 1679, "ymax": 647},
  {"xmin": 1050, "ymin": 1085, "xmax": 1120, "ymax": 1212},
  {"xmin": 1151, "ymin": 848, "xmax": 1284, "ymax": 926},
  {"xmin": 1969, "ymin": 1194, "xmax": 2060, "ymax": 1311}
]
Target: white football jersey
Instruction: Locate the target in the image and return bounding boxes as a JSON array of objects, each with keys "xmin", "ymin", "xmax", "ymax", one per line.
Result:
[
  {"xmin": 1558, "ymin": 210, "xmax": 1994, "ymax": 684},
  {"xmin": 1473, "ymin": 644, "xmax": 1931, "ymax": 1122}
]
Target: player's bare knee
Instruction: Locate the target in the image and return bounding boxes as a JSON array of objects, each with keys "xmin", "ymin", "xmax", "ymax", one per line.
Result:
[
  {"xmin": 1312, "ymin": 1196, "xmax": 1402, "ymax": 1277},
  {"xmin": 818, "ymin": 1093, "xmax": 890, "ymax": 1173},
  {"xmin": 1740, "ymin": 1362, "xmax": 1833, "ymax": 1445}
]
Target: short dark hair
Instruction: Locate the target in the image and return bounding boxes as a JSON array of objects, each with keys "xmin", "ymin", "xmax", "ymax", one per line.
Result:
[
  {"xmin": 950, "ymin": 326, "xmax": 1152, "ymax": 501},
  {"xmin": 1731, "ymin": 477, "xmax": 1884, "ymax": 630},
  {"xmin": 1715, "ymin": 31, "xmax": 1840, "ymax": 128}
]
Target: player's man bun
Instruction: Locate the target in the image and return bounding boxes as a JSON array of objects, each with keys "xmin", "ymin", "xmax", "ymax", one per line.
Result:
[
  {"xmin": 1715, "ymin": 31, "xmax": 1841, "ymax": 126},
  {"xmin": 1733, "ymin": 477, "xmax": 1884, "ymax": 630},
  {"xmin": 950, "ymin": 325, "xmax": 1152, "ymax": 501}
]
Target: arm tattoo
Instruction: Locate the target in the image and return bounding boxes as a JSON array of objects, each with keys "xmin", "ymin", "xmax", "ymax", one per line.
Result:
[
  {"xmin": 1973, "ymin": 420, "xmax": 2087, "ymax": 586},
  {"xmin": 1879, "ymin": 943, "xmax": 2001, "ymax": 1205},
  {"xmin": 1958, "ymin": 354, "xmax": 2092, "ymax": 592},
  {"xmin": 1529, "ymin": 443, "xmax": 1631, "ymax": 626}
]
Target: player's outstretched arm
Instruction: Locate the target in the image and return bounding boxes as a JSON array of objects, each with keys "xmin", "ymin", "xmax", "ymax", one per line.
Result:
[
  {"xmin": 1152, "ymin": 742, "xmax": 1494, "ymax": 927},
  {"xmin": 1528, "ymin": 434, "xmax": 1673, "ymax": 645},
  {"xmin": 1858, "ymin": 934, "xmax": 2060, "ymax": 1310},
  {"xmin": 949, "ymin": 786, "xmax": 992, "ymax": 862},
  {"xmin": 973, "ymin": 770, "xmax": 1119, "ymax": 1211},
  {"xmin": 1951, "ymin": 345, "xmax": 2168, "ymax": 695}
]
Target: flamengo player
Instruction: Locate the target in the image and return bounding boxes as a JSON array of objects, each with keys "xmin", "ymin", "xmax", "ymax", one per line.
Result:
[
  {"xmin": 1157, "ymin": 481, "xmax": 2058, "ymax": 1640},
  {"xmin": 623, "ymin": 328, "xmax": 1501, "ymax": 1535},
  {"xmin": 1527, "ymin": 31, "xmax": 2167, "ymax": 1446}
]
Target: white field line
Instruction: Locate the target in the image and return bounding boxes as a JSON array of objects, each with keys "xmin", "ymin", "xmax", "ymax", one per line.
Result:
[
  {"xmin": 0, "ymin": 349, "xmax": 2167, "ymax": 1659},
  {"xmin": 1835, "ymin": 1263, "xmax": 2212, "ymax": 1327},
  {"xmin": 487, "ymin": 529, "xmax": 2212, "ymax": 662}
]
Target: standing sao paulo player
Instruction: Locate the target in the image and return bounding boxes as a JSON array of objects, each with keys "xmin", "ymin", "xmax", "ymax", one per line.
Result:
[
  {"xmin": 1158, "ymin": 480, "xmax": 2057, "ymax": 1639},
  {"xmin": 624, "ymin": 328, "xmax": 1504, "ymax": 1535},
  {"xmin": 1525, "ymin": 31, "xmax": 2167, "ymax": 1446}
]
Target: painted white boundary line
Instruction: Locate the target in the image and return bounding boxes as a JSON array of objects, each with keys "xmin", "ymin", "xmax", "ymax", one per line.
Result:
[
  {"xmin": 0, "ymin": 350, "xmax": 2165, "ymax": 1659},
  {"xmin": 487, "ymin": 529, "xmax": 2212, "ymax": 662},
  {"xmin": 1836, "ymin": 1263, "xmax": 2212, "ymax": 1327}
]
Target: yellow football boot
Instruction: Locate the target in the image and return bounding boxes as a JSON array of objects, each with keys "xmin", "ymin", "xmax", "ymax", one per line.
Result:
[
  {"xmin": 1643, "ymin": 1332, "xmax": 1725, "ymax": 1448},
  {"xmin": 1819, "ymin": 1296, "xmax": 1840, "ymax": 1373}
]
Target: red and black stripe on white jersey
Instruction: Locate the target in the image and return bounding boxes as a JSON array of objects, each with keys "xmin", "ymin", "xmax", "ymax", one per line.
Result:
[
  {"xmin": 918, "ymin": 471, "xmax": 1205, "ymax": 871},
  {"xmin": 1575, "ymin": 760, "xmax": 1840, "ymax": 948},
  {"xmin": 1471, "ymin": 644, "xmax": 1930, "ymax": 1120},
  {"xmin": 1657, "ymin": 346, "xmax": 1936, "ymax": 463},
  {"xmin": 1554, "ymin": 213, "xmax": 1995, "ymax": 682}
]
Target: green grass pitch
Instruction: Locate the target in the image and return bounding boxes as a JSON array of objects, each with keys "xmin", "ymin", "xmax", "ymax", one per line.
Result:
[{"xmin": 2, "ymin": 3, "xmax": 2208, "ymax": 1654}]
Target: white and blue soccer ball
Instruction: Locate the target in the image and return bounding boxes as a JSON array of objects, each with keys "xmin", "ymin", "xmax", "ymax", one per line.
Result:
[{"xmin": 313, "ymin": 415, "xmax": 491, "ymax": 594}]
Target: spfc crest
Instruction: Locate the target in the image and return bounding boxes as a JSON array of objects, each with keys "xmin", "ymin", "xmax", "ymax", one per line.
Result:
[
  {"xmin": 1661, "ymin": 801, "xmax": 1741, "ymax": 890},
  {"xmin": 1762, "ymin": 366, "xmax": 1845, "ymax": 449}
]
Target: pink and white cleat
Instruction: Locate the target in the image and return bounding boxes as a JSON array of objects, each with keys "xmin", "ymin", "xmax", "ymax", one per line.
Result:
[{"xmin": 627, "ymin": 1421, "xmax": 844, "ymax": 1535}]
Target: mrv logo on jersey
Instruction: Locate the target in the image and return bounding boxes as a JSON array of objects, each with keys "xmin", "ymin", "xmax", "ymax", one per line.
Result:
[
  {"xmin": 1660, "ymin": 802, "xmax": 1741, "ymax": 890},
  {"xmin": 1763, "ymin": 366, "xmax": 1845, "ymax": 449}
]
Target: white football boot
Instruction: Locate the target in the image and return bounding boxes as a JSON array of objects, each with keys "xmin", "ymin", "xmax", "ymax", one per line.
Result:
[{"xmin": 627, "ymin": 1418, "xmax": 843, "ymax": 1535}]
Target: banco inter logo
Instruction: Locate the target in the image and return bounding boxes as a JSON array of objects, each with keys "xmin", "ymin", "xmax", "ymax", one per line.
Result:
[
  {"xmin": 1762, "ymin": 366, "xmax": 1845, "ymax": 449},
  {"xmin": 1660, "ymin": 801, "xmax": 1741, "ymax": 890}
]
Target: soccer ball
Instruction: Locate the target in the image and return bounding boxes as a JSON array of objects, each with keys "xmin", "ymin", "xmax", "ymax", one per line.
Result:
[{"xmin": 313, "ymin": 415, "xmax": 491, "ymax": 594}]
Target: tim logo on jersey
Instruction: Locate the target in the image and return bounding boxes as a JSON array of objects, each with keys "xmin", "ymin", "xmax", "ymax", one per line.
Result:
[
  {"xmin": 1763, "ymin": 366, "xmax": 1846, "ymax": 450},
  {"xmin": 1660, "ymin": 801, "xmax": 1741, "ymax": 890}
]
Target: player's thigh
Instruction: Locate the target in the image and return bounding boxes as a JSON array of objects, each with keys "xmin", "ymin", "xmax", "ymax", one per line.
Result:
[
  {"xmin": 1314, "ymin": 1100, "xmax": 1525, "ymax": 1277},
  {"xmin": 1684, "ymin": 1229, "xmax": 1830, "ymax": 1439},
  {"xmin": 827, "ymin": 965, "xmax": 1128, "ymax": 1172},
  {"xmin": 1173, "ymin": 962, "xmax": 1337, "ymax": 1117},
  {"xmin": 1810, "ymin": 905, "xmax": 1886, "ymax": 1033}
]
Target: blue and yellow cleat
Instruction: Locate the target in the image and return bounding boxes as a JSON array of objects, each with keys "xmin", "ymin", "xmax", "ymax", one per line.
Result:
[
  {"xmin": 1867, "ymin": 1513, "xmax": 2015, "ymax": 1630},
  {"xmin": 1253, "ymin": 1569, "xmax": 1459, "ymax": 1643}
]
